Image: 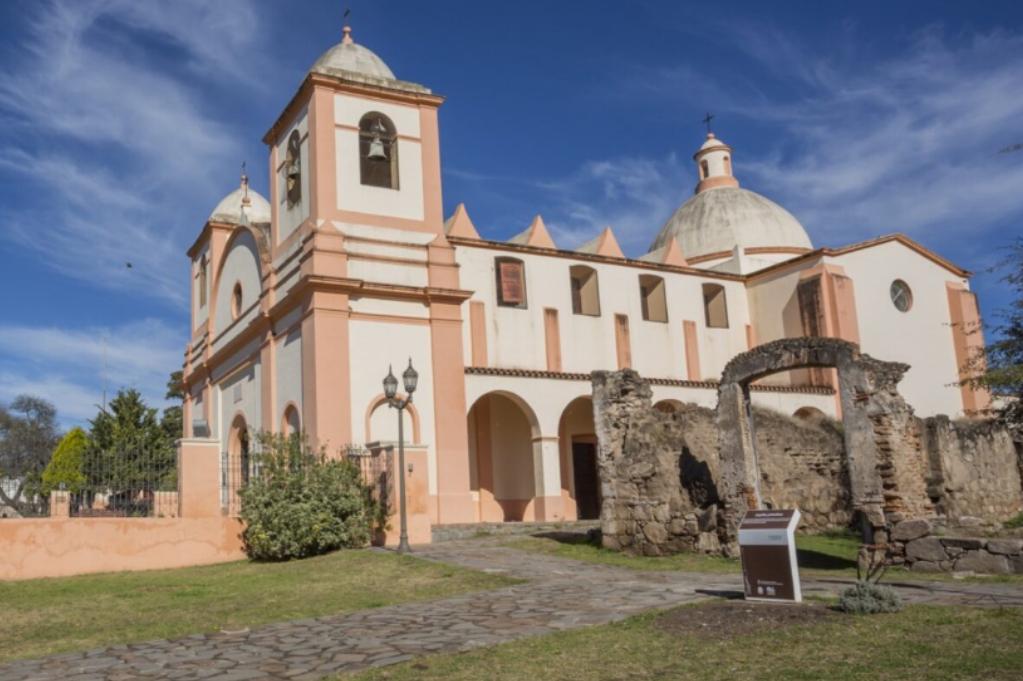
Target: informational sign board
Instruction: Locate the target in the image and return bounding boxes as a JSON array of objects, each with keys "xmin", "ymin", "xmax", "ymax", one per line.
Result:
[{"xmin": 738, "ymin": 508, "xmax": 802, "ymax": 603}]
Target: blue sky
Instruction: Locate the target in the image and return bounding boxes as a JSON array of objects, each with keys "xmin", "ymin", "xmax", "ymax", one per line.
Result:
[{"xmin": 0, "ymin": 0, "xmax": 1021, "ymax": 427}]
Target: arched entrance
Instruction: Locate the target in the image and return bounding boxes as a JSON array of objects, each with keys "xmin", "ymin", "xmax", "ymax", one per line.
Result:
[
  {"xmin": 716, "ymin": 337, "xmax": 929, "ymax": 542},
  {"xmin": 227, "ymin": 414, "xmax": 251, "ymax": 516},
  {"xmin": 558, "ymin": 396, "xmax": 600, "ymax": 520},
  {"xmin": 467, "ymin": 392, "xmax": 539, "ymax": 522}
]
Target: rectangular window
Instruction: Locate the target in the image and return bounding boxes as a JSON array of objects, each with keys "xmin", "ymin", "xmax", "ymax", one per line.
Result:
[
  {"xmin": 702, "ymin": 283, "xmax": 729, "ymax": 328},
  {"xmin": 496, "ymin": 258, "xmax": 527, "ymax": 308},
  {"xmin": 569, "ymin": 265, "xmax": 600, "ymax": 316},
  {"xmin": 639, "ymin": 275, "xmax": 667, "ymax": 322}
]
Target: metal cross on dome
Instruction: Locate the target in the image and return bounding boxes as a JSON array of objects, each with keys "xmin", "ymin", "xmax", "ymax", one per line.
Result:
[{"xmin": 702, "ymin": 112, "xmax": 715, "ymax": 134}]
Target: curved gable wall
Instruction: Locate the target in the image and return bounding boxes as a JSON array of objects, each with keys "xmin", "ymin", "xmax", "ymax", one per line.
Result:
[{"xmin": 214, "ymin": 229, "xmax": 262, "ymax": 343}]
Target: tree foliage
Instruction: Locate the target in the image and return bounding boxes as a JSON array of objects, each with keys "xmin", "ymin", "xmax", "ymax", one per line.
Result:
[
  {"xmin": 85, "ymin": 389, "xmax": 176, "ymax": 511},
  {"xmin": 972, "ymin": 238, "xmax": 1023, "ymax": 436},
  {"xmin": 0, "ymin": 395, "xmax": 60, "ymax": 515},
  {"xmin": 41, "ymin": 427, "xmax": 89, "ymax": 495},
  {"xmin": 160, "ymin": 370, "xmax": 184, "ymax": 442},
  {"xmin": 239, "ymin": 432, "xmax": 376, "ymax": 561}
]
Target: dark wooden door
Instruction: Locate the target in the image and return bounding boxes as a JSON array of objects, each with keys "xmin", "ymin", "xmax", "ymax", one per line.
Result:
[{"xmin": 572, "ymin": 442, "xmax": 601, "ymax": 520}]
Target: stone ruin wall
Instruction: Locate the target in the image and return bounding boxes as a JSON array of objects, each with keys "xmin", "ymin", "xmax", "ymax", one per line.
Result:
[
  {"xmin": 921, "ymin": 417, "xmax": 1023, "ymax": 526},
  {"xmin": 665, "ymin": 403, "xmax": 851, "ymax": 533},
  {"xmin": 593, "ymin": 367, "xmax": 1022, "ymax": 560}
]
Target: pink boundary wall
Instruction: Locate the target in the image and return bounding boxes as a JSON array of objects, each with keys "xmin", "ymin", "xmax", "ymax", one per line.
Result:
[
  {"xmin": 0, "ymin": 517, "xmax": 245, "ymax": 581},
  {"xmin": 0, "ymin": 439, "xmax": 246, "ymax": 582}
]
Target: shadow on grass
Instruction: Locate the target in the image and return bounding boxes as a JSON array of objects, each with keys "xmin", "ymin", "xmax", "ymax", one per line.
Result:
[
  {"xmin": 796, "ymin": 547, "xmax": 857, "ymax": 571},
  {"xmin": 531, "ymin": 530, "xmax": 601, "ymax": 546}
]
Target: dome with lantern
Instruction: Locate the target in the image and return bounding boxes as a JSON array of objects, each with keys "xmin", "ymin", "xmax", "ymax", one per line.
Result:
[
  {"xmin": 650, "ymin": 133, "xmax": 812, "ymax": 268},
  {"xmin": 311, "ymin": 25, "xmax": 396, "ymax": 81},
  {"xmin": 209, "ymin": 171, "xmax": 271, "ymax": 226}
]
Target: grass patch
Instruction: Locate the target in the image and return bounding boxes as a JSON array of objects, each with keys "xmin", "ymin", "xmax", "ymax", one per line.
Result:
[
  {"xmin": 1005, "ymin": 512, "xmax": 1023, "ymax": 529},
  {"xmin": 506, "ymin": 530, "xmax": 1023, "ymax": 584},
  {"xmin": 0, "ymin": 549, "xmax": 515, "ymax": 663},
  {"xmin": 351, "ymin": 603, "xmax": 1023, "ymax": 680}
]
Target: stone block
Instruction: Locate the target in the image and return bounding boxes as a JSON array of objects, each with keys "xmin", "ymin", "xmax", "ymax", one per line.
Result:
[
  {"xmin": 891, "ymin": 519, "xmax": 931, "ymax": 542},
  {"xmin": 954, "ymin": 550, "xmax": 1011, "ymax": 575},
  {"xmin": 642, "ymin": 522, "xmax": 668, "ymax": 544},
  {"xmin": 1011, "ymin": 555, "xmax": 1023, "ymax": 574},
  {"xmin": 910, "ymin": 560, "xmax": 942, "ymax": 573},
  {"xmin": 697, "ymin": 531, "xmax": 720, "ymax": 554},
  {"xmin": 905, "ymin": 537, "xmax": 947, "ymax": 563},
  {"xmin": 985, "ymin": 539, "xmax": 1023, "ymax": 556},
  {"xmin": 940, "ymin": 537, "xmax": 985, "ymax": 551}
]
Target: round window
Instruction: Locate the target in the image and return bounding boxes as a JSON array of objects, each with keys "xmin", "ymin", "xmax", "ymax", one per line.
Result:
[
  {"xmin": 889, "ymin": 279, "xmax": 912, "ymax": 312},
  {"xmin": 231, "ymin": 283, "xmax": 243, "ymax": 319}
]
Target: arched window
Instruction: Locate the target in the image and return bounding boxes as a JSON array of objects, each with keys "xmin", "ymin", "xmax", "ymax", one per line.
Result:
[
  {"xmin": 723, "ymin": 156, "xmax": 731, "ymax": 175},
  {"xmin": 700, "ymin": 159, "xmax": 710, "ymax": 179},
  {"xmin": 495, "ymin": 257, "xmax": 527, "ymax": 308},
  {"xmin": 231, "ymin": 283, "xmax": 243, "ymax": 320},
  {"xmin": 285, "ymin": 129, "xmax": 302, "ymax": 206},
  {"xmin": 702, "ymin": 283, "xmax": 729, "ymax": 328},
  {"xmin": 359, "ymin": 112, "xmax": 398, "ymax": 189},
  {"xmin": 282, "ymin": 404, "xmax": 301, "ymax": 437},
  {"xmin": 198, "ymin": 255, "xmax": 208, "ymax": 308},
  {"xmin": 639, "ymin": 274, "xmax": 667, "ymax": 322},
  {"xmin": 569, "ymin": 265, "xmax": 600, "ymax": 316}
]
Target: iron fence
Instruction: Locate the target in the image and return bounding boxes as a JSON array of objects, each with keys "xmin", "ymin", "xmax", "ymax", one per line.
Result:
[{"xmin": 68, "ymin": 438, "xmax": 179, "ymax": 518}]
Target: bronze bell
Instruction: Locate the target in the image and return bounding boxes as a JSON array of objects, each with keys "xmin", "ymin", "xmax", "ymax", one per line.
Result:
[{"xmin": 367, "ymin": 135, "xmax": 387, "ymax": 161}]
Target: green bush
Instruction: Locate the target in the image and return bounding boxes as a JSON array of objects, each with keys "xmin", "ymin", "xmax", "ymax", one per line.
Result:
[
  {"xmin": 239, "ymin": 432, "xmax": 376, "ymax": 561},
  {"xmin": 41, "ymin": 427, "xmax": 88, "ymax": 495},
  {"xmin": 1004, "ymin": 512, "xmax": 1023, "ymax": 529},
  {"xmin": 837, "ymin": 581, "xmax": 903, "ymax": 614}
]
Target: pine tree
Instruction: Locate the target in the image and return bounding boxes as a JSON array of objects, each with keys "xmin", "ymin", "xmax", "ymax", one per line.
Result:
[{"xmin": 85, "ymin": 389, "xmax": 176, "ymax": 514}]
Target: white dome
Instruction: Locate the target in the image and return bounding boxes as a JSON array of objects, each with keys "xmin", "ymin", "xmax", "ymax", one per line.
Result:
[
  {"xmin": 650, "ymin": 186, "xmax": 812, "ymax": 258},
  {"xmin": 311, "ymin": 27, "xmax": 395, "ymax": 81},
  {"xmin": 209, "ymin": 182, "xmax": 271, "ymax": 226}
]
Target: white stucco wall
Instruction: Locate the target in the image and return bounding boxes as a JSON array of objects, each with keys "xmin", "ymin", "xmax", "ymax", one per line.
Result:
[
  {"xmin": 275, "ymin": 109, "xmax": 310, "ymax": 244},
  {"xmin": 347, "ymin": 319, "xmax": 438, "ymax": 494},
  {"xmin": 217, "ymin": 361, "xmax": 262, "ymax": 445},
  {"xmin": 333, "ymin": 94, "xmax": 424, "ymax": 221},
  {"xmin": 213, "ymin": 230, "xmax": 262, "ymax": 350},
  {"xmin": 455, "ymin": 245, "xmax": 751, "ymax": 382},
  {"xmin": 275, "ymin": 327, "xmax": 303, "ymax": 432},
  {"xmin": 828, "ymin": 243, "xmax": 969, "ymax": 417}
]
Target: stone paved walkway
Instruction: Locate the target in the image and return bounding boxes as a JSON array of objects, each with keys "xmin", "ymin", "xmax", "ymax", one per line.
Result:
[{"xmin": 3, "ymin": 539, "xmax": 1023, "ymax": 681}]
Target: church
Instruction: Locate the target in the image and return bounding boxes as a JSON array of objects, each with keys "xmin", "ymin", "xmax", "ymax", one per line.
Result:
[{"xmin": 180, "ymin": 24, "xmax": 989, "ymax": 529}]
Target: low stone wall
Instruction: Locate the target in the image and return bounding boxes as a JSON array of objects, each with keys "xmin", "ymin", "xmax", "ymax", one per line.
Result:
[
  {"xmin": 890, "ymin": 519, "xmax": 1023, "ymax": 575},
  {"xmin": 0, "ymin": 517, "xmax": 245, "ymax": 581}
]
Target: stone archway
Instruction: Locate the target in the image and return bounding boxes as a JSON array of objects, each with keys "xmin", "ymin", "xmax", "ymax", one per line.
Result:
[{"xmin": 716, "ymin": 337, "xmax": 929, "ymax": 543}]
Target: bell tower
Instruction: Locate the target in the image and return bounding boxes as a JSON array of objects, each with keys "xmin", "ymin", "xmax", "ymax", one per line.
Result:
[
  {"xmin": 263, "ymin": 23, "xmax": 446, "ymax": 242},
  {"xmin": 259, "ymin": 21, "xmax": 476, "ymax": 527}
]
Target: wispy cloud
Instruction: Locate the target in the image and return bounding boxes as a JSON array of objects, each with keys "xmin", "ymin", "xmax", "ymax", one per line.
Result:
[
  {"xmin": 0, "ymin": 319, "xmax": 184, "ymax": 427},
  {"xmin": 0, "ymin": 0, "xmax": 266, "ymax": 305},
  {"xmin": 629, "ymin": 25, "xmax": 1023, "ymax": 257}
]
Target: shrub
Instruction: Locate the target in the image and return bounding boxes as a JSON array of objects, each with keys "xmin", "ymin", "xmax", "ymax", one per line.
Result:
[
  {"xmin": 41, "ymin": 427, "xmax": 88, "ymax": 495},
  {"xmin": 239, "ymin": 433, "xmax": 377, "ymax": 560},
  {"xmin": 837, "ymin": 581, "xmax": 903, "ymax": 614},
  {"xmin": 1004, "ymin": 512, "xmax": 1023, "ymax": 529}
]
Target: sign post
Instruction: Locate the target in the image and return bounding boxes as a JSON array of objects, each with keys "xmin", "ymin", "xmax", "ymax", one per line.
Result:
[{"xmin": 738, "ymin": 508, "xmax": 802, "ymax": 603}]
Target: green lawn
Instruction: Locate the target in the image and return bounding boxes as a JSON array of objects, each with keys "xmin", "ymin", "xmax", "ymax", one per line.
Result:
[
  {"xmin": 0, "ymin": 549, "xmax": 515, "ymax": 663},
  {"xmin": 506, "ymin": 531, "xmax": 1023, "ymax": 583},
  {"xmin": 351, "ymin": 603, "xmax": 1023, "ymax": 680}
]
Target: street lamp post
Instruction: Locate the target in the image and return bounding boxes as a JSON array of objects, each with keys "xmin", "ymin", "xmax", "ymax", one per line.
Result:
[{"xmin": 382, "ymin": 358, "xmax": 418, "ymax": 554}]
